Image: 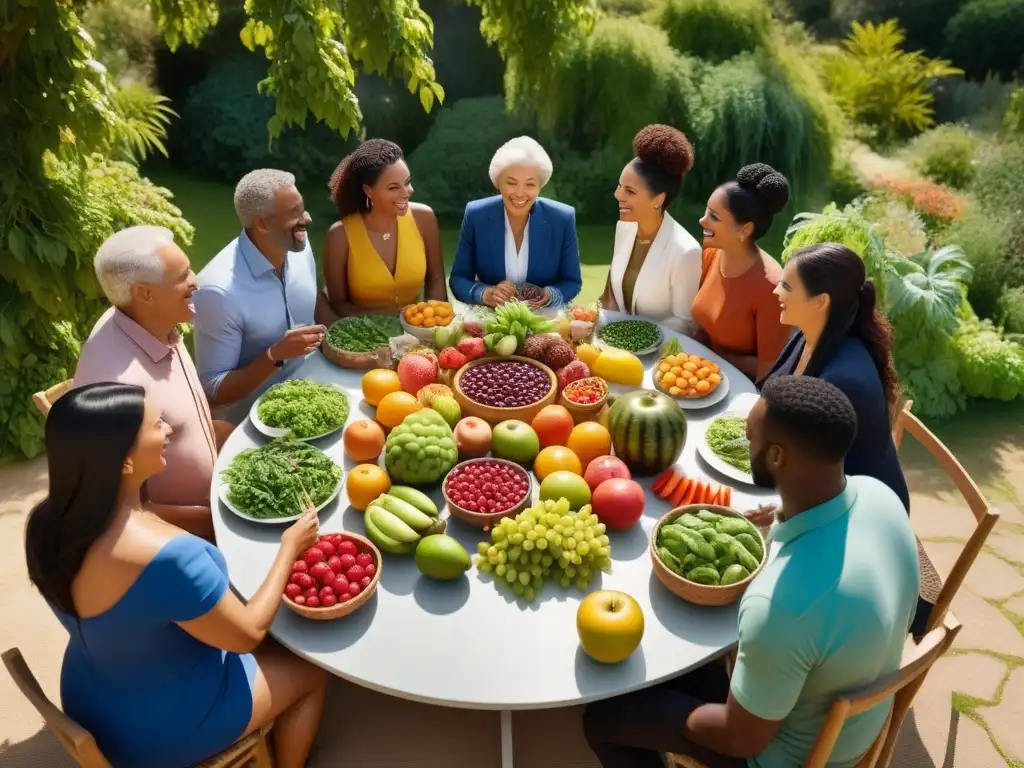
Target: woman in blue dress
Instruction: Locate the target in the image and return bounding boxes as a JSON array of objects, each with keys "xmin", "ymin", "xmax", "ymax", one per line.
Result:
[
  {"xmin": 24, "ymin": 382, "xmax": 327, "ymax": 768},
  {"xmin": 449, "ymin": 135, "xmax": 582, "ymax": 309}
]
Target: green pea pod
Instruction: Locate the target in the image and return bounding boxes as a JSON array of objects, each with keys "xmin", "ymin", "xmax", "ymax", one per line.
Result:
[
  {"xmin": 663, "ymin": 537, "xmax": 690, "ymax": 561},
  {"xmin": 730, "ymin": 540, "xmax": 761, "ymax": 572},
  {"xmin": 658, "ymin": 547, "xmax": 685, "ymax": 576},
  {"xmin": 686, "ymin": 565, "xmax": 722, "ymax": 585},
  {"xmin": 696, "ymin": 510, "xmax": 723, "ymax": 524},
  {"xmin": 716, "ymin": 517, "xmax": 755, "ymax": 537},
  {"xmin": 681, "ymin": 553, "xmax": 698, "ymax": 570},
  {"xmin": 720, "ymin": 564, "xmax": 751, "ymax": 586},
  {"xmin": 716, "ymin": 549, "xmax": 737, "ymax": 569},
  {"xmin": 700, "ymin": 527, "xmax": 719, "ymax": 542},
  {"xmin": 676, "ymin": 513, "xmax": 705, "ymax": 530},
  {"xmin": 677, "ymin": 527, "xmax": 717, "ymax": 561},
  {"xmin": 734, "ymin": 532, "xmax": 764, "ymax": 562},
  {"xmin": 658, "ymin": 526, "xmax": 687, "ymax": 544}
]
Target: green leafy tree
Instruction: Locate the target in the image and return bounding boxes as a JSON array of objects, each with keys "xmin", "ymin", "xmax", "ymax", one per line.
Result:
[
  {"xmin": 821, "ymin": 19, "xmax": 962, "ymax": 147},
  {"xmin": 1, "ymin": 0, "xmax": 593, "ymax": 461}
]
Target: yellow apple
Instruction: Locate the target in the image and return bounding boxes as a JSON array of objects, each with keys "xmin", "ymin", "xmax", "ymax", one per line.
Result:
[{"xmin": 577, "ymin": 590, "xmax": 644, "ymax": 664}]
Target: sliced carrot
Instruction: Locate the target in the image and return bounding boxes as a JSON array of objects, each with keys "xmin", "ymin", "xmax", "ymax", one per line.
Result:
[
  {"xmin": 686, "ymin": 480, "xmax": 704, "ymax": 506},
  {"xmin": 652, "ymin": 467, "xmax": 676, "ymax": 494},
  {"xmin": 699, "ymin": 481, "xmax": 714, "ymax": 506},
  {"xmin": 660, "ymin": 470, "xmax": 683, "ymax": 499},
  {"xmin": 724, "ymin": 486, "xmax": 732, "ymax": 507},
  {"xmin": 707, "ymin": 484, "xmax": 722, "ymax": 506},
  {"xmin": 670, "ymin": 477, "xmax": 692, "ymax": 507}
]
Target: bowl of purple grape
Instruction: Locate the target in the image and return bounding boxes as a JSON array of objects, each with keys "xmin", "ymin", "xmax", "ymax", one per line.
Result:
[{"xmin": 453, "ymin": 355, "xmax": 558, "ymax": 426}]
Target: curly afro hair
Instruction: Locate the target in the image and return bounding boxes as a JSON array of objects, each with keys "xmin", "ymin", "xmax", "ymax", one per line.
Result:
[
  {"xmin": 328, "ymin": 138, "xmax": 405, "ymax": 218},
  {"xmin": 630, "ymin": 124, "xmax": 695, "ymax": 208},
  {"xmin": 721, "ymin": 162, "xmax": 790, "ymax": 241},
  {"xmin": 760, "ymin": 375, "xmax": 857, "ymax": 462}
]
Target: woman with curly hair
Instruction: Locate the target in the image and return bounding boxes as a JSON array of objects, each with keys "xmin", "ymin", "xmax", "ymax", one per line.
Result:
[
  {"xmin": 691, "ymin": 164, "xmax": 793, "ymax": 380},
  {"xmin": 315, "ymin": 139, "xmax": 447, "ymax": 324},
  {"xmin": 599, "ymin": 125, "xmax": 703, "ymax": 334},
  {"xmin": 449, "ymin": 136, "xmax": 582, "ymax": 309}
]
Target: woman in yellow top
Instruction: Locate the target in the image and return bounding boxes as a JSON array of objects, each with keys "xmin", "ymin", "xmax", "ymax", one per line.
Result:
[{"xmin": 315, "ymin": 139, "xmax": 447, "ymax": 324}]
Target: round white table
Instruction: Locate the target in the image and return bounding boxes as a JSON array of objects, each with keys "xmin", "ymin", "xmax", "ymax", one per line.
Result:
[{"xmin": 210, "ymin": 311, "xmax": 777, "ymax": 767}]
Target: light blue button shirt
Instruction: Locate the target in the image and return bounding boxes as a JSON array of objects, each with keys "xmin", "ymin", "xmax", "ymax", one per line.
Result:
[{"xmin": 192, "ymin": 229, "xmax": 318, "ymax": 422}]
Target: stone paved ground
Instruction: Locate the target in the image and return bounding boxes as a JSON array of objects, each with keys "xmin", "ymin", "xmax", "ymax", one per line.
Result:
[{"xmin": 2, "ymin": 403, "xmax": 1024, "ymax": 767}]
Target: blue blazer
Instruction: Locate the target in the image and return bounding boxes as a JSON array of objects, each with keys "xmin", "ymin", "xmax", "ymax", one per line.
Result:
[
  {"xmin": 761, "ymin": 332, "xmax": 910, "ymax": 511},
  {"xmin": 449, "ymin": 196, "xmax": 582, "ymax": 305}
]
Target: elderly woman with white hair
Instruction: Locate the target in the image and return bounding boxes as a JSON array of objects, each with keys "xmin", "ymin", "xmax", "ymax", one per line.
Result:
[{"xmin": 449, "ymin": 136, "xmax": 582, "ymax": 308}]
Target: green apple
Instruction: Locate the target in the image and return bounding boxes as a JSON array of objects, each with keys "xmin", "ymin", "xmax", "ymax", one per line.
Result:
[
  {"xmin": 577, "ymin": 590, "xmax": 645, "ymax": 664},
  {"xmin": 491, "ymin": 420, "xmax": 541, "ymax": 465},
  {"xmin": 539, "ymin": 470, "xmax": 592, "ymax": 510}
]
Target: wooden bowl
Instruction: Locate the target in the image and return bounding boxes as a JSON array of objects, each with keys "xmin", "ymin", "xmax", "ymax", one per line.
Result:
[
  {"xmin": 650, "ymin": 504, "xmax": 766, "ymax": 607},
  {"xmin": 282, "ymin": 532, "xmax": 382, "ymax": 620},
  {"xmin": 452, "ymin": 355, "xmax": 557, "ymax": 426},
  {"xmin": 559, "ymin": 377, "xmax": 609, "ymax": 423},
  {"xmin": 321, "ymin": 341, "xmax": 391, "ymax": 370},
  {"xmin": 442, "ymin": 458, "xmax": 533, "ymax": 530}
]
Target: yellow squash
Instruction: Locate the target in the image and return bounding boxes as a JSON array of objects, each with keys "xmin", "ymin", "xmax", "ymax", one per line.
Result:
[{"xmin": 591, "ymin": 347, "xmax": 645, "ymax": 387}]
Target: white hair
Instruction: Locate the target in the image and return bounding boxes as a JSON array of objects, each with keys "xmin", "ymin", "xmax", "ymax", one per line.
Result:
[
  {"xmin": 94, "ymin": 225, "xmax": 175, "ymax": 308},
  {"xmin": 488, "ymin": 136, "xmax": 553, "ymax": 189},
  {"xmin": 233, "ymin": 168, "xmax": 296, "ymax": 228}
]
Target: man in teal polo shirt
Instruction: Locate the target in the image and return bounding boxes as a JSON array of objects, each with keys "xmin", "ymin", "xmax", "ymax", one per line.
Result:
[{"xmin": 583, "ymin": 375, "xmax": 920, "ymax": 767}]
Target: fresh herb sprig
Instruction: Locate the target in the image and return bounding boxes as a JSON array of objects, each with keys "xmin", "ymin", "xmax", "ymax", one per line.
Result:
[{"xmin": 222, "ymin": 440, "xmax": 341, "ymax": 519}]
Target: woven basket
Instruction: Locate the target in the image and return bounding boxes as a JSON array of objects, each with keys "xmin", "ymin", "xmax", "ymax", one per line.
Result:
[
  {"xmin": 321, "ymin": 341, "xmax": 391, "ymax": 370},
  {"xmin": 452, "ymin": 355, "xmax": 557, "ymax": 426},
  {"xmin": 282, "ymin": 533, "xmax": 381, "ymax": 620},
  {"xmin": 650, "ymin": 504, "xmax": 766, "ymax": 607}
]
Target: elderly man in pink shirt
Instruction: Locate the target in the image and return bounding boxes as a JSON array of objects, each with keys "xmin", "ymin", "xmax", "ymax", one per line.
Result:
[{"xmin": 74, "ymin": 226, "xmax": 231, "ymax": 538}]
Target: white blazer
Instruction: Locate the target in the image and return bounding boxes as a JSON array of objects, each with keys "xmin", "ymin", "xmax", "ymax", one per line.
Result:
[{"xmin": 609, "ymin": 213, "xmax": 702, "ymax": 334}]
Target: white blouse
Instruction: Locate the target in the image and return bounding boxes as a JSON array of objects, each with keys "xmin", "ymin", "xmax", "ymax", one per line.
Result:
[
  {"xmin": 608, "ymin": 212, "xmax": 702, "ymax": 334},
  {"xmin": 503, "ymin": 209, "xmax": 530, "ymax": 284}
]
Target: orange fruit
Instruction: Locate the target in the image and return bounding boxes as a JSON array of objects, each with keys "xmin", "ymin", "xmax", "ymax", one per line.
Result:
[
  {"xmin": 362, "ymin": 368, "xmax": 402, "ymax": 407},
  {"xmin": 376, "ymin": 391, "xmax": 421, "ymax": 429},
  {"xmin": 343, "ymin": 419, "xmax": 386, "ymax": 462},
  {"xmin": 346, "ymin": 464, "xmax": 392, "ymax": 511},
  {"xmin": 565, "ymin": 422, "xmax": 612, "ymax": 473},
  {"xmin": 534, "ymin": 445, "xmax": 583, "ymax": 480},
  {"xmin": 531, "ymin": 404, "xmax": 575, "ymax": 448}
]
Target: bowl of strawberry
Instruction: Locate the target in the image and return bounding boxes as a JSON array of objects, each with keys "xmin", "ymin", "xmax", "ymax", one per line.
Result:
[
  {"xmin": 442, "ymin": 458, "xmax": 533, "ymax": 530},
  {"xmin": 283, "ymin": 532, "xmax": 382, "ymax": 620}
]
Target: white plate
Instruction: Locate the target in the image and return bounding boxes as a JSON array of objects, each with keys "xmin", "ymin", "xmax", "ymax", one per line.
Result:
[
  {"xmin": 595, "ymin": 320, "xmax": 664, "ymax": 356},
  {"xmin": 660, "ymin": 370, "xmax": 732, "ymax": 411},
  {"xmin": 250, "ymin": 382, "xmax": 350, "ymax": 442},
  {"xmin": 219, "ymin": 467, "xmax": 345, "ymax": 525},
  {"xmin": 696, "ymin": 393, "xmax": 759, "ymax": 486}
]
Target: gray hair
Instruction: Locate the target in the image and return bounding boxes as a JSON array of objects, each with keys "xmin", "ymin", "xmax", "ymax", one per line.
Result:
[
  {"xmin": 94, "ymin": 225, "xmax": 174, "ymax": 307},
  {"xmin": 488, "ymin": 136, "xmax": 553, "ymax": 189},
  {"xmin": 233, "ymin": 168, "xmax": 296, "ymax": 227}
]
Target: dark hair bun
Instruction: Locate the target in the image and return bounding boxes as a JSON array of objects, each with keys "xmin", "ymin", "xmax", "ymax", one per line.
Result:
[
  {"xmin": 736, "ymin": 163, "xmax": 790, "ymax": 215},
  {"xmin": 633, "ymin": 124, "xmax": 695, "ymax": 177}
]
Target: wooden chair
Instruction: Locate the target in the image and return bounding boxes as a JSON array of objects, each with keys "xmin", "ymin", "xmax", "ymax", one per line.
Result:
[
  {"xmin": 2, "ymin": 648, "xmax": 274, "ymax": 768},
  {"xmin": 669, "ymin": 612, "xmax": 961, "ymax": 768},
  {"xmin": 32, "ymin": 378, "xmax": 72, "ymax": 418},
  {"xmin": 891, "ymin": 399, "xmax": 999, "ymax": 636}
]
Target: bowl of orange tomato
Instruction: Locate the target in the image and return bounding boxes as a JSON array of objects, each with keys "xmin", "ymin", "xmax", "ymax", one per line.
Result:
[
  {"xmin": 400, "ymin": 300, "xmax": 459, "ymax": 342},
  {"xmin": 653, "ymin": 351, "xmax": 730, "ymax": 409}
]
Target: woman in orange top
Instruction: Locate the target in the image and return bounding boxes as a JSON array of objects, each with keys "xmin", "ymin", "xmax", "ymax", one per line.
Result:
[
  {"xmin": 315, "ymin": 139, "xmax": 447, "ymax": 324},
  {"xmin": 691, "ymin": 163, "xmax": 792, "ymax": 381}
]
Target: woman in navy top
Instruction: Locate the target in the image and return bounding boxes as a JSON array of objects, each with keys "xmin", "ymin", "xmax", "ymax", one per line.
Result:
[
  {"xmin": 24, "ymin": 382, "xmax": 326, "ymax": 768},
  {"xmin": 759, "ymin": 244, "xmax": 929, "ymax": 635}
]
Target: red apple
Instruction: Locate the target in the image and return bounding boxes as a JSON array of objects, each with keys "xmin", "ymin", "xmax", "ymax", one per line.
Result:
[
  {"xmin": 454, "ymin": 417, "xmax": 492, "ymax": 459},
  {"xmin": 592, "ymin": 478, "xmax": 645, "ymax": 530},
  {"xmin": 583, "ymin": 455, "xmax": 631, "ymax": 491}
]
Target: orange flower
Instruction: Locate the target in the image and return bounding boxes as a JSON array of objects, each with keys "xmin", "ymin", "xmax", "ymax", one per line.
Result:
[{"xmin": 869, "ymin": 176, "xmax": 963, "ymax": 223}]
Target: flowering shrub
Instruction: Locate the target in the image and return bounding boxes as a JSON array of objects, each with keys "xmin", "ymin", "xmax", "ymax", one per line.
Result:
[{"xmin": 869, "ymin": 175, "xmax": 963, "ymax": 234}]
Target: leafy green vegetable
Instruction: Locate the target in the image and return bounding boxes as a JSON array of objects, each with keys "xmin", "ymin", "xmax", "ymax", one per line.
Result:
[
  {"xmin": 706, "ymin": 417, "xmax": 751, "ymax": 474},
  {"xmin": 222, "ymin": 440, "xmax": 342, "ymax": 520},
  {"xmin": 325, "ymin": 315, "xmax": 402, "ymax": 352},
  {"xmin": 257, "ymin": 379, "xmax": 350, "ymax": 438}
]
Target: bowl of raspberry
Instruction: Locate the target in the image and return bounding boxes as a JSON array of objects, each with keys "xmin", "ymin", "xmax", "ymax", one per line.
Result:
[
  {"xmin": 283, "ymin": 532, "xmax": 381, "ymax": 620},
  {"xmin": 442, "ymin": 458, "xmax": 534, "ymax": 530}
]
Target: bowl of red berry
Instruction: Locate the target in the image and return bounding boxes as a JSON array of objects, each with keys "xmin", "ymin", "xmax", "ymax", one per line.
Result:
[
  {"xmin": 559, "ymin": 376, "xmax": 608, "ymax": 421},
  {"xmin": 442, "ymin": 458, "xmax": 534, "ymax": 530},
  {"xmin": 452, "ymin": 355, "xmax": 557, "ymax": 426},
  {"xmin": 283, "ymin": 532, "xmax": 381, "ymax": 620}
]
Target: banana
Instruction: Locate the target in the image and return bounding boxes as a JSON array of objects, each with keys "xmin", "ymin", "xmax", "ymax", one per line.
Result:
[
  {"xmin": 366, "ymin": 504, "xmax": 421, "ymax": 544},
  {"xmin": 375, "ymin": 494, "xmax": 435, "ymax": 531},
  {"xmin": 364, "ymin": 510, "xmax": 415, "ymax": 555},
  {"xmin": 386, "ymin": 485, "xmax": 439, "ymax": 517}
]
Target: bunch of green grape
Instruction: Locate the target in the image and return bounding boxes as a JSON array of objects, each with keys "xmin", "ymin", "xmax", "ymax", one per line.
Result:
[{"xmin": 473, "ymin": 497, "xmax": 613, "ymax": 601}]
